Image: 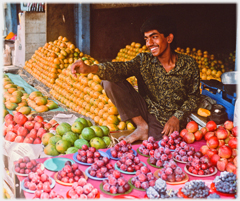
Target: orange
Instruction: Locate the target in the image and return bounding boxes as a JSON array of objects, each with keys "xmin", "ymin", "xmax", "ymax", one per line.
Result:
[
  {"xmin": 93, "ymin": 99, "xmax": 100, "ymax": 107},
  {"xmin": 89, "ymin": 113, "xmax": 95, "ymax": 120},
  {"xmin": 85, "ymin": 103, "xmax": 91, "ymax": 112},
  {"xmin": 85, "ymin": 112, "xmax": 91, "ymax": 117},
  {"xmin": 118, "ymin": 121, "xmax": 126, "ymax": 130},
  {"xmin": 102, "ymin": 113, "xmax": 109, "ymax": 120},
  {"xmin": 80, "ymin": 109, "xmax": 87, "ymax": 116},
  {"xmin": 87, "ymin": 73, "xmax": 94, "ymax": 80},
  {"xmin": 93, "ymin": 91, "xmax": 101, "ymax": 99},
  {"xmin": 107, "ymin": 115, "xmax": 119, "ymax": 125},
  {"xmin": 108, "ymin": 106, "xmax": 118, "ymax": 115},
  {"xmin": 98, "ymin": 118, "xmax": 104, "ymax": 126},
  {"xmin": 106, "ymin": 123, "xmax": 119, "ymax": 132},
  {"xmin": 103, "ymin": 105, "xmax": 111, "ymax": 112},
  {"xmin": 94, "ymin": 108, "xmax": 100, "ymax": 115},
  {"xmin": 98, "ymin": 109, "xmax": 104, "ymax": 118},
  {"xmin": 93, "ymin": 116, "xmax": 100, "ymax": 124},
  {"xmin": 98, "ymin": 101, "xmax": 105, "ymax": 109},
  {"xmin": 91, "ymin": 81, "xmax": 97, "ymax": 89},
  {"xmin": 90, "ymin": 106, "xmax": 96, "ymax": 114},
  {"xmin": 94, "ymin": 84, "xmax": 103, "ymax": 92},
  {"xmin": 93, "ymin": 75, "xmax": 101, "ymax": 83},
  {"xmin": 84, "ymin": 94, "xmax": 91, "ymax": 103}
]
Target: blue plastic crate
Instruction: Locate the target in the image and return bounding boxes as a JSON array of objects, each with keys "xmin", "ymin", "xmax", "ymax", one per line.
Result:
[{"xmin": 200, "ymin": 81, "xmax": 236, "ymax": 121}]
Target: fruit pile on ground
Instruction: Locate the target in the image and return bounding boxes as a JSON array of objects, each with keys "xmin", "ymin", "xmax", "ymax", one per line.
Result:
[
  {"xmin": 186, "ymin": 155, "xmax": 216, "ymax": 175},
  {"xmin": 175, "ymin": 47, "xmax": 225, "ymax": 81},
  {"xmin": 199, "ymin": 120, "xmax": 237, "ymax": 174},
  {"xmin": 43, "ymin": 118, "xmax": 111, "ymax": 156},
  {"xmin": 75, "ymin": 145, "xmax": 106, "ymax": 164},
  {"xmin": 160, "ymin": 131, "xmax": 183, "ymax": 150},
  {"xmin": 23, "ymin": 166, "xmax": 52, "ymax": 192},
  {"xmin": 102, "ymin": 170, "xmax": 131, "ymax": 194},
  {"xmin": 4, "ymin": 113, "xmax": 57, "ymax": 144},
  {"xmin": 14, "ymin": 156, "xmax": 40, "ymax": 174},
  {"xmin": 88, "ymin": 158, "xmax": 114, "ymax": 178},
  {"xmin": 180, "ymin": 180, "xmax": 210, "ymax": 198},
  {"xmin": 116, "ymin": 152, "xmax": 142, "ymax": 172},
  {"xmin": 158, "ymin": 159, "xmax": 186, "ymax": 182},
  {"xmin": 57, "ymin": 161, "xmax": 85, "ymax": 183},
  {"xmin": 33, "ymin": 189, "xmax": 64, "ymax": 199},
  {"xmin": 146, "ymin": 178, "xmax": 178, "ymax": 199},
  {"xmin": 67, "ymin": 178, "xmax": 99, "ymax": 199},
  {"xmin": 149, "ymin": 146, "xmax": 173, "ymax": 167},
  {"xmin": 173, "ymin": 143, "xmax": 197, "ymax": 163},
  {"xmin": 3, "ymin": 74, "xmax": 32, "ymax": 116},
  {"xmin": 110, "ymin": 140, "xmax": 133, "ymax": 158},
  {"xmin": 26, "ymin": 91, "xmax": 58, "ymax": 113},
  {"xmin": 24, "ymin": 36, "xmax": 99, "ymax": 88},
  {"xmin": 131, "ymin": 166, "xmax": 156, "ymax": 189},
  {"xmin": 138, "ymin": 136, "xmax": 159, "ymax": 156}
]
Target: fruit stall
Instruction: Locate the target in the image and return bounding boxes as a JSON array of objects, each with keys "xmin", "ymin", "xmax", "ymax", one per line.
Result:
[{"xmin": 3, "ymin": 3, "xmax": 238, "ymax": 200}]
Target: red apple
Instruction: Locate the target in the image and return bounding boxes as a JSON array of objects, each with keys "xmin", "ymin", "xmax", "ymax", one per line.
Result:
[
  {"xmin": 200, "ymin": 127, "xmax": 208, "ymax": 136},
  {"xmin": 27, "ymin": 115, "xmax": 34, "ymax": 121},
  {"xmin": 232, "ymin": 126, "xmax": 237, "ymax": 137},
  {"xmin": 224, "ymin": 120, "xmax": 234, "ymax": 131},
  {"xmin": 228, "ymin": 137, "xmax": 237, "ymax": 149},
  {"xmin": 200, "ymin": 145, "xmax": 210, "ymax": 155},
  {"xmin": 186, "ymin": 121, "xmax": 198, "ymax": 133},
  {"xmin": 204, "ymin": 132, "xmax": 215, "ymax": 141},
  {"xmin": 34, "ymin": 116, "xmax": 44, "ymax": 123},
  {"xmin": 226, "ymin": 162, "xmax": 236, "ymax": 173},
  {"xmin": 218, "ymin": 140, "xmax": 225, "ymax": 147},
  {"xmin": 4, "ymin": 114, "xmax": 14, "ymax": 125},
  {"xmin": 37, "ymin": 128, "xmax": 47, "ymax": 138},
  {"xmin": 34, "ymin": 122, "xmax": 43, "ymax": 130},
  {"xmin": 206, "ymin": 149, "xmax": 218, "ymax": 159},
  {"xmin": 23, "ymin": 137, "xmax": 33, "ymax": 144},
  {"xmin": 232, "ymin": 149, "xmax": 237, "ymax": 158},
  {"xmin": 5, "ymin": 131, "xmax": 17, "ymax": 142},
  {"xmin": 206, "ymin": 121, "xmax": 217, "ymax": 132},
  {"xmin": 49, "ymin": 119, "xmax": 58, "ymax": 126},
  {"xmin": 27, "ymin": 129, "xmax": 38, "ymax": 139},
  {"xmin": 180, "ymin": 128, "xmax": 188, "ymax": 138},
  {"xmin": 183, "ymin": 132, "xmax": 195, "ymax": 144},
  {"xmin": 210, "ymin": 154, "xmax": 220, "ymax": 165},
  {"xmin": 6, "ymin": 123, "xmax": 15, "ymax": 133},
  {"xmin": 194, "ymin": 130, "xmax": 203, "ymax": 141},
  {"xmin": 17, "ymin": 126, "xmax": 29, "ymax": 137},
  {"xmin": 33, "ymin": 138, "xmax": 41, "ymax": 144},
  {"xmin": 13, "ymin": 124, "xmax": 21, "ymax": 133},
  {"xmin": 233, "ymin": 157, "xmax": 237, "ymax": 167},
  {"xmin": 14, "ymin": 135, "xmax": 25, "ymax": 143},
  {"xmin": 207, "ymin": 136, "xmax": 219, "ymax": 149},
  {"xmin": 24, "ymin": 121, "xmax": 35, "ymax": 131},
  {"xmin": 216, "ymin": 128, "xmax": 229, "ymax": 140},
  {"xmin": 217, "ymin": 158, "xmax": 228, "ymax": 171},
  {"xmin": 44, "ymin": 123, "xmax": 52, "ymax": 131},
  {"xmin": 14, "ymin": 112, "xmax": 28, "ymax": 126},
  {"xmin": 218, "ymin": 145, "xmax": 232, "ymax": 159}
]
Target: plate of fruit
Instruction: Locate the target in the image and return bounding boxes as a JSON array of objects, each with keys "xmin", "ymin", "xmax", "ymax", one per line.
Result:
[
  {"xmin": 66, "ymin": 178, "xmax": 101, "ymax": 199},
  {"xmin": 128, "ymin": 166, "xmax": 157, "ymax": 191},
  {"xmin": 99, "ymin": 170, "xmax": 133, "ymax": 196},
  {"xmin": 54, "ymin": 162, "xmax": 87, "ymax": 186},
  {"xmin": 13, "ymin": 156, "xmax": 43, "ymax": 176},
  {"xmin": 44, "ymin": 157, "xmax": 75, "ymax": 172},
  {"xmin": 137, "ymin": 136, "xmax": 159, "ymax": 157},
  {"xmin": 154, "ymin": 159, "xmax": 189, "ymax": 185},
  {"xmin": 106, "ymin": 140, "xmax": 137, "ymax": 160},
  {"xmin": 73, "ymin": 145, "xmax": 109, "ymax": 165},
  {"xmin": 158, "ymin": 131, "xmax": 183, "ymax": 151},
  {"xmin": 85, "ymin": 158, "xmax": 115, "ymax": 181}
]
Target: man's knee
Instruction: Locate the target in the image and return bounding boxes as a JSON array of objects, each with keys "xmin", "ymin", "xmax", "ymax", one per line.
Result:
[{"xmin": 101, "ymin": 80, "xmax": 115, "ymax": 93}]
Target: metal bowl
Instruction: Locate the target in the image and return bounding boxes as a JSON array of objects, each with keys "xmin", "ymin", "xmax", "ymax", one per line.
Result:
[{"xmin": 221, "ymin": 71, "xmax": 239, "ymax": 85}]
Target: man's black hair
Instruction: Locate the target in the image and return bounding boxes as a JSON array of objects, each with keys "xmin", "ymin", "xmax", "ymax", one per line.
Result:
[{"xmin": 140, "ymin": 15, "xmax": 177, "ymax": 51}]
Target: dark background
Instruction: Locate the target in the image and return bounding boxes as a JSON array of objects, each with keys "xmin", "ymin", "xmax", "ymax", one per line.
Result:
[{"xmin": 90, "ymin": 3, "xmax": 237, "ymax": 62}]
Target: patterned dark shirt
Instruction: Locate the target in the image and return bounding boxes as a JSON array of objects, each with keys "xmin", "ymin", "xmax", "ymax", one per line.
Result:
[{"xmin": 96, "ymin": 52, "xmax": 200, "ymax": 128}]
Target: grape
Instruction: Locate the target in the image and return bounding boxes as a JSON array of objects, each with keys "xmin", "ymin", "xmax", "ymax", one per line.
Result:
[
  {"xmin": 207, "ymin": 193, "xmax": 220, "ymax": 199},
  {"xmin": 181, "ymin": 180, "xmax": 210, "ymax": 198},
  {"xmin": 146, "ymin": 187, "xmax": 159, "ymax": 199}
]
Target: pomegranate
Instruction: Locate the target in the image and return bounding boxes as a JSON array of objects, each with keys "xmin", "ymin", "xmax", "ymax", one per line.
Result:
[
  {"xmin": 218, "ymin": 145, "xmax": 232, "ymax": 159},
  {"xmin": 204, "ymin": 132, "xmax": 215, "ymax": 141},
  {"xmin": 218, "ymin": 140, "xmax": 225, "ymax": 147},
  {"xmin": 207, "ymin": 136, "xmax": 219, "ymax": 149},
  {"xmin": 200, "ymin": 127, "xmax": 208, "ymax": 136},
  {"xmin": 186, "ymin": 121, "xmax": 198, "ymax": 133},
  {"xmin": 183, "ymin": 132, "xmax": 195, "ymax": 144},
  {"xmin": 206, "ymin": 149, "xmax": 218, "ymax": 159},
  {"xmin": 215, "ymin": 128, "xmax": 229, "ymax": 140},
  {"xmin": 232, "ymin": 126, "xmax": 237, "ymax": 137},
  {"xmin": 180, "ymin": 128, "xmax": 188, "ymax": 138},
  {"xmin": 199, "ymin": 145, "xmax": 210, "ymax": 155},
  {"xmin": 224, "ymin": 120, "xmax": 234, "ymax": 131},
  {"xmin": 206, "ymin": 121, "xmax": 217, "ymax": 132},
  {"xmin": 210, "ymin": 154, "xmax": 220, "ymax": 166},
  {"xmin": 194, "ymin": 130, "xmax": 203, "ymax": 141},
  {"xmin": 228, "ymin": 137, "xmax": 237, "ymax": 149},
  {"xmin": 217, "ymin": 158, "xmax": 228, "ymax": 171}
]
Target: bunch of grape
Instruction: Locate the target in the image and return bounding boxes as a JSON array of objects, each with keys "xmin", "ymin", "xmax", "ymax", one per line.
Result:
[
  {"xmin": 146, "ymin": 178, "xmax": 178, "ymax": 199},
  {"xmin": 213, "ymin": 171, "xmax": 237, "ymax": 194},
  {"xmin": 207, "ymin": 193, "xmax": 220, "ymax": 199},
  {"xmin": 181, "ymin": 180, "xmax": 210, "ymax": 198}
]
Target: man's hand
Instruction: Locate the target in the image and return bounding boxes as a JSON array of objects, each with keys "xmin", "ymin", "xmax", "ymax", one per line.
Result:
[
  {"xmin": 162, "ymin": 116, "xmax": 180, "ymax": 136},
  {"xmin": 71, "ymin": 60, "xmax": 98, "ymax": 77}
]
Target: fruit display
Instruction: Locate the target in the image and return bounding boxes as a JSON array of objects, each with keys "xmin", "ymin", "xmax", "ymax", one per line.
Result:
[
  {"xmin": 33, "ymin": 189, "xmax": 64, "ymax": 199},
  {"xmin": 115, "ymin": 152, "xmax": 143, "ymax": 173},
  {"xmin": 199, "ymin": 120, "xmax": 237, "ymax": 173},
  {"xmin": 56, "ymin": 161, "xmax": 85, "ymax": 184},
  {"xmin": 159, "ymin": 131, "xmax": 183, "ymax": 150},
  {"xmin": 101, "ymin": 170, "xmax": 131, "ymax": 194},
  {"xmin": 87, "ymin": 157, "xmax": 114, "ymax": 178},
  {"xmin": 4, "ymin": 112, "xmax": 57, "ymax": 144},
  {"xmin": 130, "ymin": 166, "xmax": 156, "ymax": 190},
  {"xmin": 212, "ymin": 171, "xmax": 237, "ymax": 194},
  {"xmin": 146, "ymin": 178, "xmax": 178, "ymax": 199},
  {"xmin": 24, "ymin": 36, "xmax": 99, "ymax": 89},
  {"xmin": 180, "ymin": 120, "xmax": 202, "ymax": 144},
  {"xmin": 14, "ymin": 156, "xmax": 40, "ymax": 175},
  {"xmin": 43, "ymin": 118, "xmax": 112, "ymax": 156},
  {"xmin": 67, "ymin": 178, "xmax": 99, "ymax": 199},
  {"xmin": 110, "ymin": 140, "xmax": 134, "ymax": 158},
  {"xmin": 148, "ymin": 146, "xmax": 173, "ymax": 167},
  {"xmin": 173, "ymin": 143, "xmax": 197, "ymax": 163},
  {"xmin": 157, "ymin": 159, "xmax": 186, "ymax": 182},
  {"xmin": 185, "ymin": 155, "xmax": 216, "ymax": 176},
  {"xmin": 138, "ymin": 136, "xmax": 159, "ymax": 156},
  {"xmin": 180, "ymin": 180, "xmax": 210, "ymax": 198},
  {"xmin": 175, "ymin": 47, "xmax": 225, "ymax": 81}
]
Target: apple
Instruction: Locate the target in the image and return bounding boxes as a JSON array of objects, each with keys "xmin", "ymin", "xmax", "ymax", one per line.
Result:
[
  {"xmin": 224, "ymin": 120, "xmax": 234, "ymax": 131},
  {"xmin": 218, "ymin": 140, "xmax": 225, "ymax": 147},
  {"xmin": 13, "ymin": 124, "xmax": 21, "ymax": 133},
  {"xmin": 226, "ymin": 162, "xmax": 236, "ymax": 173},
  {"xmin": 4, "ymin": 114, "xmax": 14, "ymax": 126},
  {"xmin": 210, "ymin": 154, "xmax": 220, "ymax": 165},
  {"xmin": 34, "ymin": 115, "xmax": 44, "ymax": 123},
  {"xmin": 34, "ymin": 122, "xmax": 43, "ymax": 130},
  {"xmin": 14, "ymin": 112, "xmax": 28, "ymax": 126},
  {"xmin": 206, "ymin": 149, "xmax": 218, "ymax": 159},
  {"xmin": 233, "ymin": 157, "xmax": 237, "ymax": 167},
  {"xmin": 232, "ymin": 126, "xmax": 237, "ymax": 137},
  {"xmin": 44, "ymin": 123, "xmax": 52, "ymax": 131},
  {"xmin": 216, "ymin": 128, "xmax": 228, "ymax": 140},
  {"xmin": 180, "ymin": 128, "xmax": 188, "ymax": 138},
  {"xmin": 204, "ymin": 132, "xmax": 215, "ymax": 141},
  {"xmin": 27, "ymin": 129, "xmax": 38, "ymax": 139},
  {"xmin": 14, "ymin": 135, "xmax": 25, "ymax": 143},
  {"xmin": 186, "ymin": 121, "xmax": 198, "ymax": 133},
  {"xmin": 218, "ymin": 145, "xmax": 232, "ymax": 159},
  {"xmin": 183, "ymin": 132, "xmax": 195, "ymax": 144},
  {"xmin": 200, "ymin": 127, "xmax": 208, "ymax": 136},
  {"xmin": 6, "ymin": 123, "xmax": 15, "ymax": 133},
  {"xmin": 200, "ymin": 145, "xmax": 210, "ymax": 155},
  {"xmin": 232, "ymin": 149, "xmax": 237, "ymax": 158},
  {"xmin": 37, "ymin": 128, "xmax": 47, "ymax": 139},
  {"xmin": 228, "ymin": 137, "xmax": 237, "ymax": 149},
  {"xmin": 24, "ymin": 121, "xmax": 35, "ymax": 131},
  {"xmin": 23, "ymin": 137, "xmax": 34, "ymax": 144},
  {"xmin": 206, "ymin": 121, "xmax": 217, "ymax": 132},
  {"xmin": 207, "ymin": 136, "xmax": 219, "ymax": 149},
  {"xmin": 5, "ymin": 131, "xmax": 17, "ymax": 142},
  {"xmin": 217, "ymin": 158, "xmax": 228, "ymax": 171},
  {"xmin": 17, "ymin": 126, "xmax": 29, "ymax": 137},
  {"xmin": 194, "ymin": 130, "xmax": 203, "ymax": 141}
]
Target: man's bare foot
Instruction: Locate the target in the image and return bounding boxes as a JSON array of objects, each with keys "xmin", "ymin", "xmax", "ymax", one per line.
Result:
[{"xmin": 118, "ymin": 126, "xmax": 148, "ymax": 144}]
